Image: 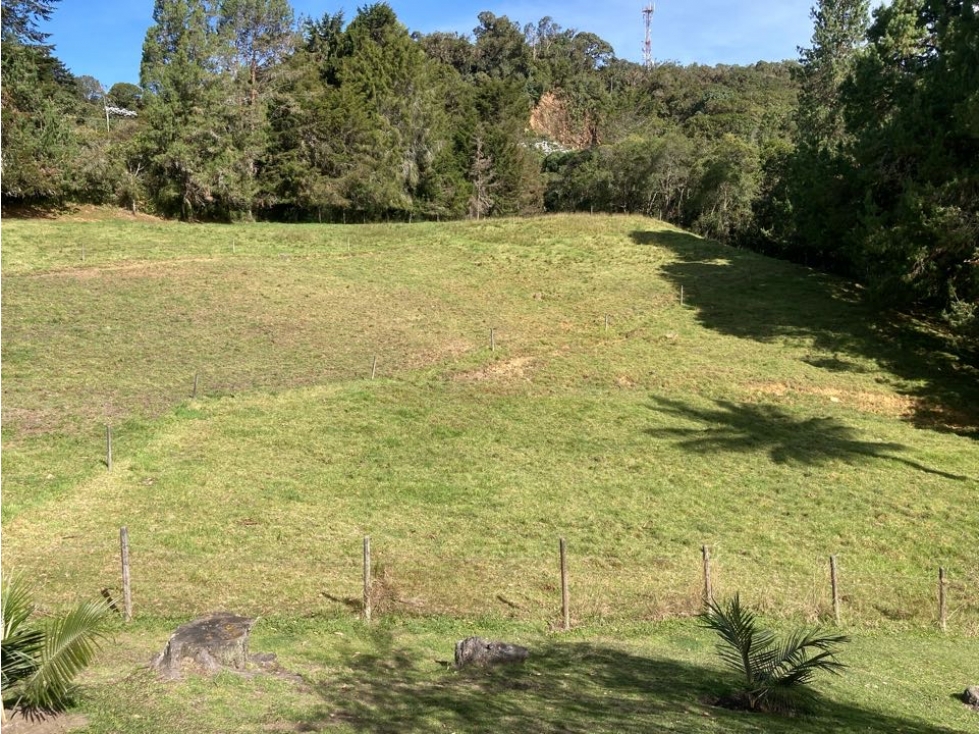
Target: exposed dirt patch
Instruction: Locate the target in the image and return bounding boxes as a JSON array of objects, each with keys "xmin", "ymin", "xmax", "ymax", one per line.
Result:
[
  {"xmin": 3, "ymin": 203, "xmax": 164, "ymax": 223},
  {"xmin": 529, "ymin": 91, "xmax": 597, "ymax": 149},
  {"xmin": 75, "ymin": 204, "xmax": 162, "ymax": 223},
  {"xmin": 2, "ymin": 710, "xmax": 88, "ymax": 734},
  {"xmin": 2, "ymin": 203, "xmax": 69, "ymax": 219},
  {"xmin": 453, "ymin": 357, "xmax": 536, "ymax": 382}
]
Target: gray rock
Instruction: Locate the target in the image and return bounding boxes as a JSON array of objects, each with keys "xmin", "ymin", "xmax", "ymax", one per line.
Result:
[
  {"xmin": 151, "ymin": 612, "xmax": 255, "ymax": 679},
  {"xmin": 454, "ymin": 637, "xmax": 529, "ymax": 668},
  {"xmin": 964, "ymin": 686, "xmax": 979, "ymax": 709}
]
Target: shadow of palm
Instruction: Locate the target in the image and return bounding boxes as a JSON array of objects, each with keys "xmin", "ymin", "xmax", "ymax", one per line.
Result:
[
  {"xmin": 645, "ymin": 395, "xmax": 970, "ymax": 480},
  {"xmin": 296, "ymin": 638, "xmax": 964, "ymax": 733},
  {"xmin": 631, "ymin": 229, "xmax": 979, "ymax": 439}
]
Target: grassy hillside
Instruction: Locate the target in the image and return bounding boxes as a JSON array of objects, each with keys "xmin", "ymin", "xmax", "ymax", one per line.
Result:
[{"xmin": 2, "ymin": 212, "xmax": 977, "ymax": 732}]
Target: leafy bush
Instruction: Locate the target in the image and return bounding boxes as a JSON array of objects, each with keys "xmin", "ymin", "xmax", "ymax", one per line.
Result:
[{"xmin": 701, "ymin": 594, "xmax": 848, "ymax": 713}]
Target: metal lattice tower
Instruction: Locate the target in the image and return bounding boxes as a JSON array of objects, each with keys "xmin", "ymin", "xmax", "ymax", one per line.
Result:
[{"xmin": 642, "ymin": 3, "xmax": 655, "ymax": 69}]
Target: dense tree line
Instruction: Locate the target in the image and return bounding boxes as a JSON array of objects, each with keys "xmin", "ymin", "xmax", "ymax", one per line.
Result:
[
  {"xmin": 2, "ymin": 0, "xmax": 975, "ymax": 342},
  {"xmin": 0, "ymin": 0, "xmax": 798, "ymax": 228}
]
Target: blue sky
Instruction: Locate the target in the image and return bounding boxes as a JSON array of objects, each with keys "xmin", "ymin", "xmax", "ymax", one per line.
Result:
[{"xmin": 44, "ymin": 1, "xmax": 820, "ymax": 86}]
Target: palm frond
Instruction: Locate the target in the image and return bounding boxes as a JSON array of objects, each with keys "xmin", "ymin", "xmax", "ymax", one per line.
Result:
[
  {"xmin": 1, "ymin": 576, "xmax": 43, "ymax": 697},
  {"xmin": 17, "ymin": 600, "xmax": 111, "ymax": 713},
  {"xmin": 2, "ymin": 576, "xmax": 112, "ymax": 715},
  {"xmin": 702, "ymin": 594, "xmax": 772, "ymax": 684},
  {"xmin": 701, "ymin": 593, "xmax": 849, "ymax": 713},
  {"xmin": 3, "ymin": 576, "xmax": 37, "ymax": 635},
  {"xmin": 768, "ymin": 628, "xmax": 848, "ymax": 689}
]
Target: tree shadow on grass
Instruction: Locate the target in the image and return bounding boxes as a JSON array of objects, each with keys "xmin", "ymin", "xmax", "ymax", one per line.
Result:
[
  {"xmin": 631, "ymin": 229, "xmax": 979, "ymax": 439},
  {"xmin": 295, "ymin": 635, "xmax": 963, "ymax": 733},
  {"xmin": 645, "ymin": 395, "xmax": 973, "ymax": 480}
]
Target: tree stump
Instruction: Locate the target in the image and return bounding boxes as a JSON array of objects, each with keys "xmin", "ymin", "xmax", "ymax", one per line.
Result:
[
  {"xmin": 454, "ymin": 637, "xmax": 529, "ymax": 668},
  {"xmin": 152, "ymin": 612, "xmax": 255, "ymax": 679}
]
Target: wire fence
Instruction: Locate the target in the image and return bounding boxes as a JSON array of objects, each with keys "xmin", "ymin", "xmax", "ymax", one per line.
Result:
[{"xmin": 30, "ymin": 529, "xmax": 979, "ymax": 635}]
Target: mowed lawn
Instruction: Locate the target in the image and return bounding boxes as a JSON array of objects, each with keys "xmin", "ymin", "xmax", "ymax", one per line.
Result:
[{"xmin": 1, "ymin": 212, "xmax": 977, "ymax": 733}]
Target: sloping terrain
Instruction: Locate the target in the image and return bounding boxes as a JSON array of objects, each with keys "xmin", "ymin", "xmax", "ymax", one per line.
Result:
[{"xmin": 1, "ymin": 213, "xmax": 976, "ymax": 732}]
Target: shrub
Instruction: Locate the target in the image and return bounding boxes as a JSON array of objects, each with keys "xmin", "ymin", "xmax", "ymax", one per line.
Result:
[{"xmin": 700, "ymin": 593, "xmax": 848, "ymax": 713}]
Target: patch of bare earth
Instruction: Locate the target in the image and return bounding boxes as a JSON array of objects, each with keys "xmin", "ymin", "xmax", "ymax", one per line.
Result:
[
  {"xmin": 59, "ymin": 204, "xmax": 164, "ymax": 223},
  {"xmin": 2, "ymin": 203, "xmax": 164, "ymax": 222},
  {"xmin": 529, "ymin": 91, "xmax": 597, "ymax": 148},
  {"xmin": 2, "ymin": 710, "xmax": 88, "ymax": 734},
  {"xmin": 453, "ymin": 357, "xmax": 536, "ymax": 383}
]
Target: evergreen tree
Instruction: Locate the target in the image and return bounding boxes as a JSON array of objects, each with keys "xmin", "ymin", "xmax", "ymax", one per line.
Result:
[
  {"xmin": 842, "ymin": 0, "xmax": 979, "ymax": 340},
  {"xmin": 264, "ymin": 3, "xmax": 470, "ymax": 221},
  {"xmin": 796, "ymin": 0, "xmax": 870, "ymax": 148},
  {"xmin": 216, "ymin": 0, "xmax": 294, "ymax": 217},
  {"xmin": 471, "ymin": 73, "xmax": 542, "ymax": 215},
  {"xmin": 786, "ymin": 0, "xmax": 871, "ymax": 267},
  {"xmin": 687, "ymin": 134, "xmax": 762, "ymax": 243},
  {"xmin": 1, "ymin": 0, "xmax": 59, "ymax": 45},
  {"xmin": 139, "ymin": 0, "xmax": 283, "ymax": 219},
  {"xmin": 139, "ymin": 0, "xmax": 222, "ymax": 217},
  {"xmin": 107, "ymin": 82, "xmax": 143, "ymax": 111},
  {"xmin": 338, "ymin": 3, "xmax": 452, "ymax": 218},
  {"xmin": 472, "ymin": 11, "xmax": 531, "ymax": 81},
  {"xmin": 1, "ymin": 0, "xmax": 78, "ymax": 202}
]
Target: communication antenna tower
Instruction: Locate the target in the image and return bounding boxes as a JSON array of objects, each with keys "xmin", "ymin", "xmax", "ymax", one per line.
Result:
[{"xmin": 642, "ymin": 3, "xmax": 655, "ymax": 69}]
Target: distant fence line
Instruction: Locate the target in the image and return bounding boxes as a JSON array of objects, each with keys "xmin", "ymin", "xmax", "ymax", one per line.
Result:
[{"xmin": 95, "ymin": 528, "xmax": 975, "ymax": 634}]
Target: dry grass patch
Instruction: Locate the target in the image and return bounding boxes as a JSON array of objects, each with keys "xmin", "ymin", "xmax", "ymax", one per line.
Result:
[
  {"xmin": 744, "ymin": 381, "xmax": 915, "ymax": 417},
  {"xmin": 452, "ymin": 356, "xmax": 537, "ymax": 382}
]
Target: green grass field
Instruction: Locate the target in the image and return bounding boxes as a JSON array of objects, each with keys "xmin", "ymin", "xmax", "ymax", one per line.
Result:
[{"xmin": 2, "ymin": 211, "xmax": 977, "ymax": 732}]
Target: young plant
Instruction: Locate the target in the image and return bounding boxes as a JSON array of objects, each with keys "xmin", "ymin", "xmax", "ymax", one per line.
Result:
[
  {"xmin": 700, "ymin": 593, "xmax": 848, "ymax": 713},
  {"xmin": 1, "ymin": 575, "xmax": 111, "ymax": 718}
]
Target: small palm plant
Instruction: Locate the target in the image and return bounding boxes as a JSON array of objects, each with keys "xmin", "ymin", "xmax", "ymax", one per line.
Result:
[
  {"xmin": 701, "ymin": 594, "xmax": 848, "ymax": 713},
  {"xmin": 2, "ymin": 575, "xmax": 111, "ymax": 719}
]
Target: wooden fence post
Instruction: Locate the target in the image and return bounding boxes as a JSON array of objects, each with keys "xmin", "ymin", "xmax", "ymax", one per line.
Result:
[
  {"xmin": 560, "ymin": 538, "xmax": 570, "ymax": 630},
  {"xmin": 363, "ymin": 536, "xmax": 372, "ymax": 622},
  {"xmin": 371, "ymin": 355, "xmax": 378, "ymax": 380},
  {"xmin": 939, "ymin": 567, "xmax": 947, "ymax": 633},
  {"xmin": 702, "ymin": 545, "xmax": 713, "ymax": 605},
  {"xmin": 830, "ymin": 555, "xmax": 841, "ymax": 625},
  {"xmin": 120, "ymin": 527, "xmax": 132, "ymax": 622},
  {"xmin": 193, "ymin": 373, "xmax": 199, "ymax": 398},
  {"xmin": 490, "ymin": 328, "xmax": 496, "ymax": 352}
]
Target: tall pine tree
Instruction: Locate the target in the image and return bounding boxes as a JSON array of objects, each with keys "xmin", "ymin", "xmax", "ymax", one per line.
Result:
[
  {"xmin": 785, "ymin": 0, "xmax": 870, "ymax": 268},
  {"xmin": 139, "ymin": 0, "xmax": 225, "ymax": 218},
  {"xmin": 842, "ymin": 0, "xmax": 979, "ymax": 341}
]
